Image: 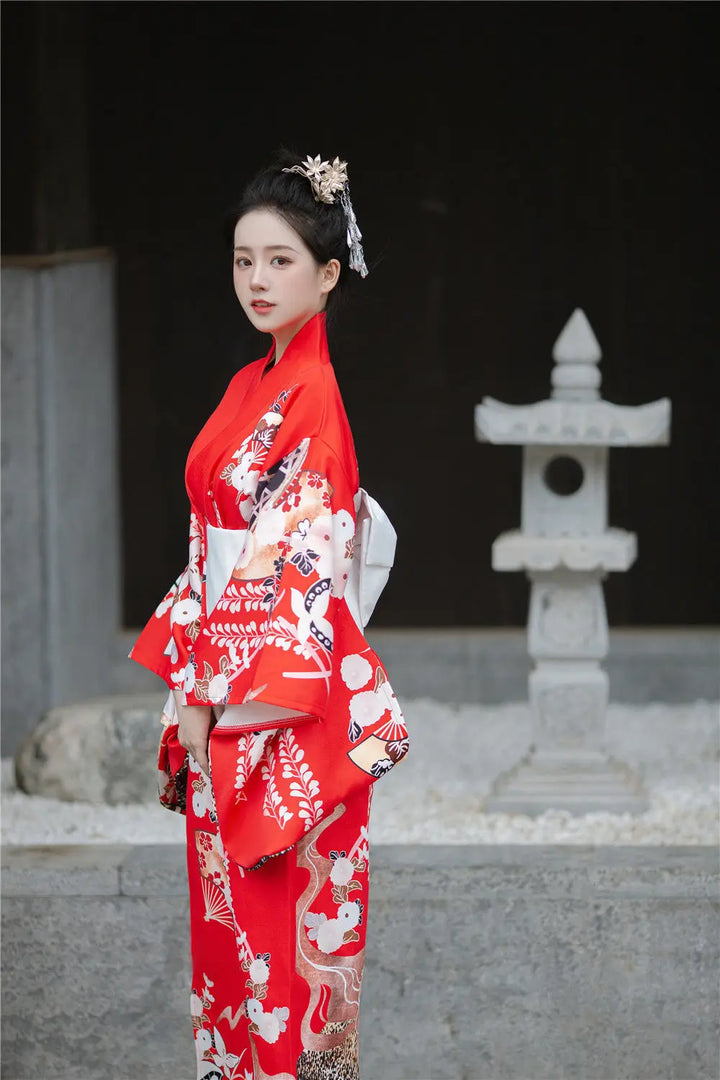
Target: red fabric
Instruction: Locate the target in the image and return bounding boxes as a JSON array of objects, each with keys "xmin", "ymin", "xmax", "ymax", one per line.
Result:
[
  {"xmin": 132, "ymin": 312, "xmax": 408, "ymax": 870},
  {"xmin": 186, "ymin": 738, "xmax": 372, "ymax": 1080}
]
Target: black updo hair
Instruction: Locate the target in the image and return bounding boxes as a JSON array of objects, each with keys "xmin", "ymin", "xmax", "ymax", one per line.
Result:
[{"xmin": 226, "ymin": 148, "xmax": 358, "ymax": 318}]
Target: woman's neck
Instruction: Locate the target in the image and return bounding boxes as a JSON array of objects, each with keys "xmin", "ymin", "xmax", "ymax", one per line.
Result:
[{"xmin": 261, "ymin": 349, "xmax": 276, "ymax": 378}]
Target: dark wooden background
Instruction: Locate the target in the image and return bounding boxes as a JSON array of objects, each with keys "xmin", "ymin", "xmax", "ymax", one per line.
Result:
[{"xmin": 3, "ymin": 1, "xmax": 718, "ymax": 627}]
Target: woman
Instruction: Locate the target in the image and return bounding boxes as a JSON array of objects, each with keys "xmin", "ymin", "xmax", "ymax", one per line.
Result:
[{"xmin": 130, "ymin": 152, "xmax": 408, "ymax": 1080}]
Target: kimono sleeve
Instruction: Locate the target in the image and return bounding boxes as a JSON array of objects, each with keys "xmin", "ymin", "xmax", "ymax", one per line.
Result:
[
  {"xmin": 128, "ymin": 511, "xmax": 205, "ymax": 693},
  {"xmin": 183, "ymin": 437, "xmax": 355, "ymax": 715}
]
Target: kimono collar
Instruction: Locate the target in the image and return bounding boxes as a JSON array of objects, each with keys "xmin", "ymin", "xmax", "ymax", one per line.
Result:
[{"xmin": 257, "ymin": 311, "xmax": 330, "ymax": 387}]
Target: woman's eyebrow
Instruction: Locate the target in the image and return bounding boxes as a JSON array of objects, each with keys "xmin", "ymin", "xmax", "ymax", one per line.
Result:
[{"xmin": 233, "ymin": 244, "xmax": 299, "ymax": 252}]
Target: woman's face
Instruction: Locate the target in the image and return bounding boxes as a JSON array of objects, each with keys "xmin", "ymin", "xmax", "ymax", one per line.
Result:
[{"xmin": 233, "ymin": 209, "xmax": 339, "ymax": 355}]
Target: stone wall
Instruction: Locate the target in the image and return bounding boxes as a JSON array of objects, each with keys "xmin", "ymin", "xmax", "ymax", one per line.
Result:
[{"xmin": 2, "ymin": 844, "xmax": 717, "ymax": 1079}]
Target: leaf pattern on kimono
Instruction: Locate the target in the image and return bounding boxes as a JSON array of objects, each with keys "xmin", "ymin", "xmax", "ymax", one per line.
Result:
[
  {"xmin": 278, "ymin": 730, "xmax": 323, "ymax": 830},
  {"xmin": 261, "ymin": 744, "xmax": 293, "ymax": 828},
  {"xmin": 234, "ymin": 741, "xmax": 250, "ymax": 802},
  {"xmin": 203, "ymin": 620, "xmax": 269, "ymax": 649},
  {"xmin": 289, "ymin": 549, "xmax": 319, "ymax": 576},
  {"xmin": 214, "ymin": 581, "xmax": 276, "ymax": 614}
]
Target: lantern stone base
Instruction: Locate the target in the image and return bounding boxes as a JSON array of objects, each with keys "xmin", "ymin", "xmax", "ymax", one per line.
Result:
[
  {"xmin": 485, "ymin": 663, "xmax": 649, "ymax": 816},
  {"xmin": 484, "ymin": 748, "xmax": 648, "ymax": 816}
]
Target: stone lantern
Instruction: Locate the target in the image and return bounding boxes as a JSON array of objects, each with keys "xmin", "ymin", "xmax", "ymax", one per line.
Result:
[{"xmin": 474, "ymin": 309, "xmax": 671, "ymax": 815}]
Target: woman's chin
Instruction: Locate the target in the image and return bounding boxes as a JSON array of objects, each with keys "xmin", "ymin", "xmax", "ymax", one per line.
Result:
[{"xmin": 246, "ymin": 312, "xmax": 278, "ymax": 335}]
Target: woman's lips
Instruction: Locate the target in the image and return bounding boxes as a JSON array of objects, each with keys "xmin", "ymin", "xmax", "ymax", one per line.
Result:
[{"xmin": 251, "ymin": 300, "xmax": 275, "ymax": 313}]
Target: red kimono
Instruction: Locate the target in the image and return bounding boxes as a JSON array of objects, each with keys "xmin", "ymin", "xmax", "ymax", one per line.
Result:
[{"xmin": 130, "ymin": 312, "xmax": 408, "ymax": 1080}]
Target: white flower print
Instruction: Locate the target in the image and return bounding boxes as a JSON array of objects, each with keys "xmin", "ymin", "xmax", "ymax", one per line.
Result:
[
  {"xmin": 290, "ymin": 510, "xmax": 332, "ymax": 559},
  {"xmin": 305, "ymin": 899, "xmax": 363, "ymax": 954},
  {"xmin": 329, "ymin": 855, "xmax": 356, "ymax": 887},
  {"xmin": 248, "ymin": 953, "xmax": 270, "ymax": 984},
  {"xmin": 341, "ymin": 653, "xmax": 372, "ymax": 691},
  {"xmin": 237, "ymin": 506, "xmax": 287, "ymax": 569},
  {"xmin": 349, "ymin": 690, "xmax": 386, "ymax": 728},
  {"xmin": 184, "ymin": 660, "xmax": 197, "ymax": 695},
  {"xmin": 347, "ymin": 671, "xmax": 396, "ymax": 740},
  {"xmin": 172, "ymin": 597, "xmax": 202, "ymax": 626},
  {"xmin": 245, "ymin": 998, "xmax": 290, "ymax": 1044},
  {"xmin": 208, "ymin": 672, "xmax": 229, "ymax": 704}
]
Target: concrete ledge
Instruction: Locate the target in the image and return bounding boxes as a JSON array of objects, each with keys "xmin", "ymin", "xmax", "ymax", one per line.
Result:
[
  {"xmin": 3, "ymin": 842, "xmax": 718, "ymax": 899},
  {"xmin": 2, "ymin": 844, "xmax": 718, "ymax": 1079}
]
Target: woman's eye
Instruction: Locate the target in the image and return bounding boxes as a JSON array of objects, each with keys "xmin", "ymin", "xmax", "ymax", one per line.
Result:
[
  {"xmin": 235, "ymin": 257, "xmax": 250, "ymax": 268},
  {"xmin": 272, "ymin": 256, "xmax": 290, "ymax": 267}
]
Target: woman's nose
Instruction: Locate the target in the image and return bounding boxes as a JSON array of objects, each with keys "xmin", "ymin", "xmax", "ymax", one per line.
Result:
[{"xmin": 250, "ymin": 263, "xmax": 268, "ymax": 290}]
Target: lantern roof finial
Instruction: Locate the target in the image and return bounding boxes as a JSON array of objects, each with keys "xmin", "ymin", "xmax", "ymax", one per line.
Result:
[
  {"xmin": 552, "ymin": 308, "xmax": 602, "ymax": 364},
  {"xmin": 551, "ymin": 308, "xmax": 602, "ymax": 401}
]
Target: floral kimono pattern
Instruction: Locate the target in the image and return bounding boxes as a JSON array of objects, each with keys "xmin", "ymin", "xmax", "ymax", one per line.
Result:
[
  {"xmin": 130, "ymin": 312, "xmax": 408, "ymax": 1076},
  {"xmin": 186, "ymin": 749, "xmax": 373, "ymax": 1080}
]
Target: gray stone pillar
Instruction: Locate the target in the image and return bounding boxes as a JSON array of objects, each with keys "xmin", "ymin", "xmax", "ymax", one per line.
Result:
[{"xmin": 1, "ymin": 252, "xmax": 121, "ymax": 755}]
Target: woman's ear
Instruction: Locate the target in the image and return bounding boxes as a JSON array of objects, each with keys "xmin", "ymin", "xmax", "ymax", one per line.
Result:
[{"xmin": 319, "ymin": 258, "xmax": 341, "ymax": 295}]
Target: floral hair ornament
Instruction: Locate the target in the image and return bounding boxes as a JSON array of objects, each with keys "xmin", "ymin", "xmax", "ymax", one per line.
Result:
[{"xmin": 282, "ymin": 154, "xmax": 369, "ymax": 278}]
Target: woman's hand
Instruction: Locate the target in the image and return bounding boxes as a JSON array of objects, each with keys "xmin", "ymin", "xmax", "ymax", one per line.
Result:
[{"xmin": 173, "ymin": 692, "xmax": 213, "ymax": 777}]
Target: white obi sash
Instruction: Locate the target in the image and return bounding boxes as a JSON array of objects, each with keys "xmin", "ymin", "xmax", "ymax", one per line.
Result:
[
  {"xmin": 345, "ymin": 487, "xmax": 397, "ymax": 632},
  {"xmin": 205, "ymin": 523, "xmax": 248, "ymax": 616}
]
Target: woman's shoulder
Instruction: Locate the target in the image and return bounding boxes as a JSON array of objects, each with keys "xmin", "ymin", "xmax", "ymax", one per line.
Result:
[
  {"xmin": 312, "ymin": 363, "xmax": 358, "ymax": 482},
  {"xmin": 294, "ymin": 358, "xmax": 351, "ymax": 429},
  {"xmin": 268, "ymin": 361, "xmax": 350, "ymax": 463}
]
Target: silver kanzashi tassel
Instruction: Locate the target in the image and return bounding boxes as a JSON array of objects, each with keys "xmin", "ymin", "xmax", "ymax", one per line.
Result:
[
  {"xmin": 282, "ymin": 155, "xmax": 369, "ymax": 277},
  {"xmin": 340, "ymin": 188, "xmax": 368, "ymax": 278}
]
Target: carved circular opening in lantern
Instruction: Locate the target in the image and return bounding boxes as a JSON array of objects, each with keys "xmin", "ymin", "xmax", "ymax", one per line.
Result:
[{"xmin": 543, "ymin": 454, "xmax": 585, "ymax": 496}]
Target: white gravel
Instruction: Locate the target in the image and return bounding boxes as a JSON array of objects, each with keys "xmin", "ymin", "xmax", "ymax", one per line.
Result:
[{"xmin": 2, "ymin": 699, "xmax": 718, "ymax": 846}]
